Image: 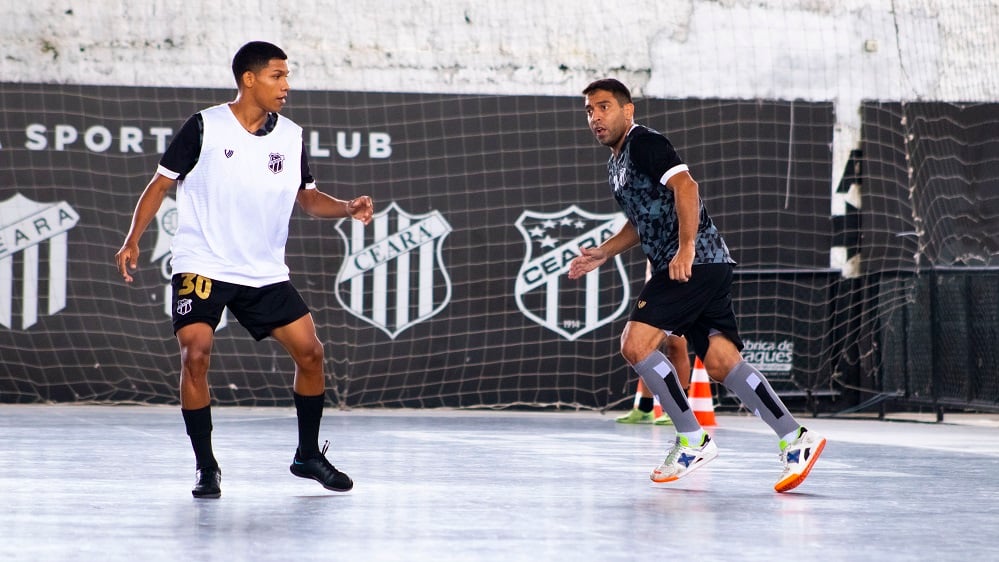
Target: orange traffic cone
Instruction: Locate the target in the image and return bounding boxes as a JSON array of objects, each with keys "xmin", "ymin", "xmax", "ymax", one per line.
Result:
[
  {"xmin": 689, "ymin": 357, "xmax": 716, "ymax": 426},
  {"xmin": 633, "ymin": 380, "xmax": 664, "ymax": 418}
]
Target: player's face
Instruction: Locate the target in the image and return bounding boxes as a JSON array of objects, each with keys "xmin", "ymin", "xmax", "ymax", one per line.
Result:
[
  {"xmin": 585, "ymin": 90, "xmax": 633, "ymax": 152},
  {"xmin": 249, "ymin": 59, "xmax": 291, "ymax": 113}
]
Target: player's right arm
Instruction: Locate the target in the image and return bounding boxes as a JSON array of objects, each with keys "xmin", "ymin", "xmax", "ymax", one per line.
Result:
[
  {"xmin": 567, "ymin": 220, "xmax": 640, "ymax": 280},
  {"xmin": 116, "ymin": 113, "xmax": 201, "ymax": 283},
  {"xmin": 116, "ymin": 173, "xmax": 177, "ymax": 283}
]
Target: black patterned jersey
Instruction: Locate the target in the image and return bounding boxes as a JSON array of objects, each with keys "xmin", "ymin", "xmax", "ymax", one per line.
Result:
[{"xmin": 608, "ymin": 124, "xmax": 734, "ymax": 272}]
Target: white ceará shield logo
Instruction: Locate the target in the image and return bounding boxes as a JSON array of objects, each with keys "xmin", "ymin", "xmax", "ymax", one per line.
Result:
[
  {"xmin": 514, "ymin": 205, "xmax": 630, "ymax": 340},
  {"xmin": 335, "ymin": 202, "xmax": 453, "ymax": 339},
  {"xmin": 0, "ymin": 193, "xmax": 79, "ymax": 330}
]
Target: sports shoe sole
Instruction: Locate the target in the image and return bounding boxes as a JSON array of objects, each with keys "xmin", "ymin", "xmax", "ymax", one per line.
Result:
[
  {"xmin": 290, "ymin": 465, "xmax": 354, "ymax": 492},
  {"xmin": 774, "ymin": 438, "xmax": 827, "ymax": 493}
]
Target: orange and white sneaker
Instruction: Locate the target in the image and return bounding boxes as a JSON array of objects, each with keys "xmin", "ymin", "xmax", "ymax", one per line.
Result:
[
  {"xmin": 774, "ymin": 427, "xmax": 826, "ymax": 493},
  {"xmin": 650, "ymin": 433, "xmax": 718, "ymax": 483}
]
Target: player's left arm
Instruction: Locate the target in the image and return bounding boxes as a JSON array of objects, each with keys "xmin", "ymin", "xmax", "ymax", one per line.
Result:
[
  {"xmin": 666, "ymin": 171, "xmax": 699, "ymax": 282},
  {"xmin": 630, "ymin": 133, "xmax": 698, "ymax": 283},
  {"xmin": 293, "ymin": 142, "xmax": 373, "ymax": 223},
  {"xmin": 297, "ymin": 187, "xmax": 373, "ymax": 224}
]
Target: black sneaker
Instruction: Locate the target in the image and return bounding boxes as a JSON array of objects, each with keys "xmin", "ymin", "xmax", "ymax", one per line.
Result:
[
  {"xmin": 192, "ymin": 466, "xmax": 221, "ymax": 498},
  {"xmin": 290, "ymin": 440, "xmax": 353, "ymax": 492}
]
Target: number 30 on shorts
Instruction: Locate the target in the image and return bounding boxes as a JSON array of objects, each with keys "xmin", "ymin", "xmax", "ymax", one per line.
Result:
[{"xmin": 177, "ymin": 273, "xmax": 212, "ymax": 300}]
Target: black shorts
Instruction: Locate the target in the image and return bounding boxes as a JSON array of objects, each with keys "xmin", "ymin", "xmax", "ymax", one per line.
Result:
[
  {"xmin": 171, "ymin": 273, "xmax": 310, "ymax": 341},
  {"xmin": 629, "ymin": 263, "xmax": 744, "ymax": 360}
]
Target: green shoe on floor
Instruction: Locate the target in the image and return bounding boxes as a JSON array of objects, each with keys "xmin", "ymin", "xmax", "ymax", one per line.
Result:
[
  {"xmin": 615, "ymin": 408, "xmax": 654, "ymax": 424},
  {"xmin": 653, "ymin": 413, "xmax": 674, "ymax": 426}
]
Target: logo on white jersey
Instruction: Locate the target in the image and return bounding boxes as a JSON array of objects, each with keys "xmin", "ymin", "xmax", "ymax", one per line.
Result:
[
  {"xmin": 514, "ymin": 206, "xmax": 630, "ymax": 340},
  {"xmin": 334, "ymin": 202, "xmax": 452, "ymax": 339},
  {"xmin": 268, "ymin": 152, "xmax": 285, "ymax": 174},
  {"xmin": 0, "ymin": 193, "xmax": 80, "ymax": 330}
]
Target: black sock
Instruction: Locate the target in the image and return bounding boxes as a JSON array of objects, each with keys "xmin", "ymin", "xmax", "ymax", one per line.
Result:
[
  {"xmin": 638, "ymin": 396, "xmax": 655, "ymax": 413},
  {"xmin": 182, "ymin": 406, "xmax": 218, "ymax": 470},
  {"xmin": 294, "ymin": 392, "xmax": 325, "ymax": 459}
]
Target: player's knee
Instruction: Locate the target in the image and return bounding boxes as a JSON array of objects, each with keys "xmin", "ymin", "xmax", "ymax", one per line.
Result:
[
  {"xmin": 180, "ymin": 345, "xmax": 211, "ymax": 376},
  {"xmin": 294, "ymin": 340, "xmax": 325, "ymax": 372},
  {"xmin": 620, "ymin": 340, "xmax": 652, "ymax": 366},
  {"xmin": 701, "ymin": 357, "xmax": 722, "ymax": 380},
  {"xmin": 702, "ymin": 355, "xmax": 737, "ymax": 382}
]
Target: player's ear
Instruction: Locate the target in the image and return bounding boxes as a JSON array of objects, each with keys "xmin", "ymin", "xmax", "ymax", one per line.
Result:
[
  {"xmin": 240, "ymin": 70, "xmax": 255, "ymax": 89},
  {"xmin": 624, "ymin": 102, "xmax": 635, "ymax": 120}
]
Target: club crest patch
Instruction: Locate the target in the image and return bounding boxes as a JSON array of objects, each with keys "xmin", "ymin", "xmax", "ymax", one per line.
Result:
[
  {"xmin": 176, "ymin": 298, "xmax": 192, "ymax": 316},
  {"xmin": 268, "ymin": 152, "xmax": 284, "ymax": 174}
]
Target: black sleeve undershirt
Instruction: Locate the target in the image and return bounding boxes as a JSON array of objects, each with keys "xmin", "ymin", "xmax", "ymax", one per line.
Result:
[{"xmin": 159, "ymin": 112, "xmax": 313, "ymax": 188}]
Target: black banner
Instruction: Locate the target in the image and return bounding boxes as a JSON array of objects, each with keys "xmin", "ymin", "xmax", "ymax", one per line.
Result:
[{"xmin": 0, "ymin": 83, "xmax": 835, "ymax": 407}]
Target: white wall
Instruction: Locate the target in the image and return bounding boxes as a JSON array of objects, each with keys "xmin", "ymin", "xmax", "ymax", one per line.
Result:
[
  {"xmin": 4, "ymin": 0, "xmax": 997, "ymax": 101},
  {"xmin": 3, "ymin": 0, "xmax": 997, "ymax": 191}
]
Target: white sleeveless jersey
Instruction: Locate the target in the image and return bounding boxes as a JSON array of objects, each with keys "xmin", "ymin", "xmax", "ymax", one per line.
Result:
[{"xmin": 165, "ymin": 104, "xmax": 304, "ymax": 287}]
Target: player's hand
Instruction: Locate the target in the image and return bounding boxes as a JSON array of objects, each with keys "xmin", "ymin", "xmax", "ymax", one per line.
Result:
[
  {"xmin": 347, "ymin": 196, "xmax": 374, "ymax": 225},
  {"xmin": 115, "ymin": 243, "xmax": 140, "ymax": 284},
  {"xmin": 668, "ymin": 246, "xmax": 694, "ymax": 282},
  {"xmin": 567, "ymin": 246, "xmax": 608, "ymax": 280}
]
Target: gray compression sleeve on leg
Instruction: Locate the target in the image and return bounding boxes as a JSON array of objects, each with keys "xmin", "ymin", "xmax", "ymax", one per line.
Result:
[
  {"xmin": 721, "ymin": 360, "xmax": 800, "ymax": 437},
  {"xmin": 633, "ymin": 351, "xmax": 702, "ymax": 433}
]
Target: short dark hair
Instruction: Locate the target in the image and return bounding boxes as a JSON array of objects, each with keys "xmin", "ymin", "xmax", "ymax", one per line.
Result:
[
  {"xmin": 231, "ymin": 41, "xmax": 288, "ymax": 86},
  {"xmin": 582, "ymin": 78, "xmax": 633, "ymax": 106}
]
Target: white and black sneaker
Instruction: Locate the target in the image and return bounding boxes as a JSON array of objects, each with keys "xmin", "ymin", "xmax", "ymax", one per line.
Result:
[
  {"xmin": 774, "ymin": 427, "xmax": 826, "ymax": 493},
  {"xmin": 651, "ymin": 433, "xmax": 718, "ymax": 483}
]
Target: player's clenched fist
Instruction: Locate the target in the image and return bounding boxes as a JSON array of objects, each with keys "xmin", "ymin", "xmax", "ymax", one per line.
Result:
[{"xmin": 346, "ymin": 196, "xmax": 374, "ymax": 225}]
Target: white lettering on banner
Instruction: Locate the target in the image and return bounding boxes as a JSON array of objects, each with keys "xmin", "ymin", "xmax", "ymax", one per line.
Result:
[
  {"xmin": 742, "ymin": 339, "xmax": 794, "ymax": 372},
  {"xmin": 84, "ymin": 125, "xmax": 113, "ymax": 152},
  {"xmin": 308, "ymin": 131, "xmax": 331, "ymax": 157},
  {"xmin": 308, "ymin": 131, "xmax": 393, "ymax": 159},
  {"xmin": 0, "ymin": 194, "xmax": 79, "ymax": 330},
  {"xmin": 515, "ymin": 222, "xmax": 621, "ymax": 293},
  {"xmin": 25, "ymin": 124, "xmax": 393, "ymax": 160},
  {"xmin": 336, "ymin": 132, "xmax": 362, "ymax": 158},
  {"xmin": 149, "ymin": 127, "xmax": 172, "ymax": 153},
  {"xmin": 54, "ymin": 124, "xmax": 77, "ymax": 150},
  {"xmin": 369, "ymin": 132, "xmax": 392, "ymax": 158},
  {"xmin": 339, "ymin": 214, "xmax": 451, "ymax": 281}
]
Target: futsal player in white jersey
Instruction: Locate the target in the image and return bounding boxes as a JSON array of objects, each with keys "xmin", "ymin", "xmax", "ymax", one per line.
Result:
[{"xmin": 116, "ymin": 41, "xmax": 374, "ymax": 498}]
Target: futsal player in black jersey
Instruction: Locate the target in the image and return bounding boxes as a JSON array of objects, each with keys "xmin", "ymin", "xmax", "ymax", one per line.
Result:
[
  {"xmin": 116, "ymin": 41, "xmax": 373, "ymax": 498},
  {"xmin": 569, "ymin": 78, "xmax": 825, "ymax": 492}
]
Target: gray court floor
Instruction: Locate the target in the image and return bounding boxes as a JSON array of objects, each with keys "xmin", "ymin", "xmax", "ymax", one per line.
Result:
[{"xmin": 2, "ymin": 405, "xmax": 998, "ymax": 561}]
